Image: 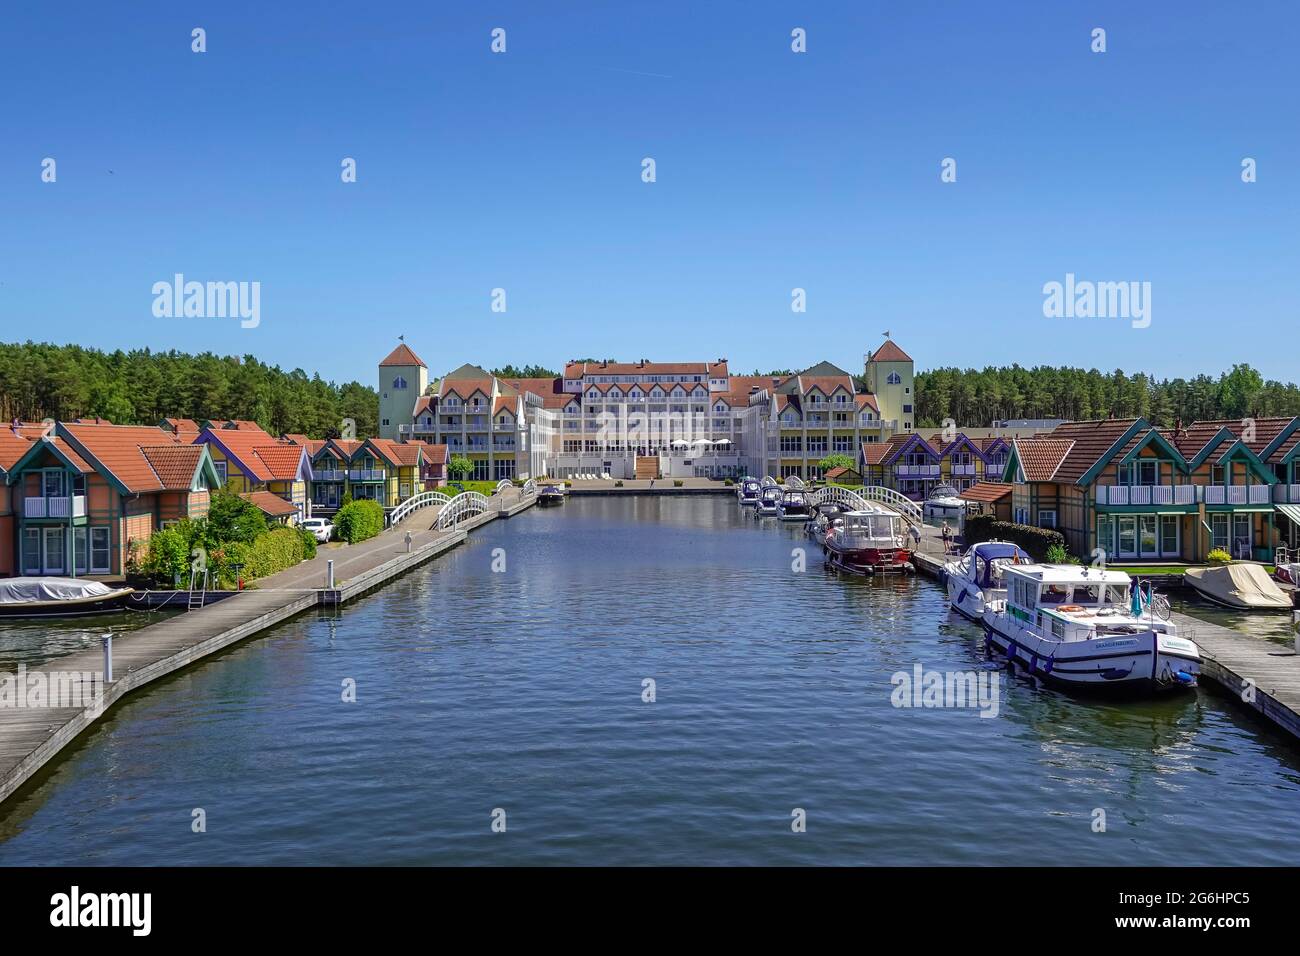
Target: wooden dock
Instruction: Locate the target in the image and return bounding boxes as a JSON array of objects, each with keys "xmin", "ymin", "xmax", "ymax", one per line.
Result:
[
  {"xmin": 0, "ymin": 488, "xmax": 535, "ymax": 808},
  {"xmin": 912, "ymin": 547, "xmax": 1300, "ymax": 742}
]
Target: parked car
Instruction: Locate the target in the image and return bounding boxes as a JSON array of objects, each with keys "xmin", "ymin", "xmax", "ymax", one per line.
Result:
[{"xmin": 300, "ymin": 517, "xmax": 334, "ymax": 543}]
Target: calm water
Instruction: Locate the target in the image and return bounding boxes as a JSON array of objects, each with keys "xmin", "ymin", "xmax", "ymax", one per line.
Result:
[{"xmin": 1, "ymin": 496, "xmax": 1298, "ymax": 865}]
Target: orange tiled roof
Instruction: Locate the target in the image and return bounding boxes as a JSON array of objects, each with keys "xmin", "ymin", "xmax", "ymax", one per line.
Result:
[
  {"xmin": 239, "ymin": 490, "xmax": 299, "ymax": 517},
  {"xmin": 62, "ymin": 423, "xmax": 187, "ymax": 492},
  {"xmin": 869, "ymin": 340, "xmax": 913, "ymax": 363},
  {"xmin": 0, "ymin": 432, "xmax": 33, "ymax": 473},
  {"xmin": 379, "ymin": 343, "xmax": 427, "ymax": 368},
  {"xmin": 252, "ymin": 444, "xmax": 307, "ymax": 481},
  {"xmin": 140, "ymin": 444, "xmax": 206, "ymax": 490},
  {"xmin": 1011, "ymin": 437, "xmax": 1076, "ymax": 482},
  {"xmin": 959, "ymin": 481, "xmax": 1013, "ymax": 503}
]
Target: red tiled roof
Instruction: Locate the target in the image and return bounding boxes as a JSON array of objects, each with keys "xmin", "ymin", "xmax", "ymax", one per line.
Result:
[
  {"xmin": 959, "ymin": 481, "xmax": 1013, "ymax": 503},
  {"xmin": 379, "ymin": 343, "xmax": 427, "ymax": 368},
  {"xmin": 825, "ymin": 466, "xmax": 860, "ymax": 480},
  {"xmin": 62, "ymin": 423, "xmax": 186, "ymax": 491},
  {"xmin": 861, "ymin": 441, "xmax": 893, "ymax": 465},
  {"xmin": 869, "ymin": 340, "xmax": 913, "ymax": 363},
  {"xmin": 239, "ymin": 490, "xmax": 299, "ymax": 518},
  {"xmin": 1011, "ymin": 437, "xmax": 1076, "ymax": 482},
  {"xmin": 252, "ymin": 444, "xmax": 307, "ymax": 481},
  {"xmin": 140, "ymin": 444, "xmax": 206, "ymax": 490},
  {"xmin": 366, "ymin": 438, "xmax": 422, "ymax": 468},
  {"xmin": 0, "ymin": 432, "xmax": 33, "ymax": 473},
  {"xmin": 421, "ymin": 443, "xmax": 448, "ymax": 465}
]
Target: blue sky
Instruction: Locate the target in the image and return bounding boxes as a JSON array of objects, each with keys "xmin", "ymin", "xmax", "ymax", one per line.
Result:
[{"xmin": 2, "ymin": 1, "xmax": 1296, "ymax": 386}]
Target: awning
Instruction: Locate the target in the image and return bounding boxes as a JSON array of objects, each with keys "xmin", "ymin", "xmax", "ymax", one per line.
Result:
[{"xmin": 1277, "ymin": 503, "xmax": 1300, "ymax": 524}]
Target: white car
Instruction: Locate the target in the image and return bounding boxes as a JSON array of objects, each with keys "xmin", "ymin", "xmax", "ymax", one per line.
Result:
[{"xmin": 300, "ymin": 517, "xmax": 334, "ymax": 543}]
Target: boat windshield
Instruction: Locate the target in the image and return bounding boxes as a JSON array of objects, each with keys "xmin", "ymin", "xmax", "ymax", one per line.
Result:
[{"xmin": 842, "ymin": 513, "xmax": 898, "ymax": 540}]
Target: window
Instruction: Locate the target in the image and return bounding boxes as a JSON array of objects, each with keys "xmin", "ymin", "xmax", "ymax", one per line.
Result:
[
  {"xmin": 903, "ymin": 405, "xmax": 913, "ymax": 414},
  {"xmin": 213, "ymin": 460, "xmax": 227, "ymax": 485},
  {"xmin": 1160, "ymin": 515, "xmax": 1179, "ymax": 555},
  {"xmin": 1038, "ymin": 510, "xmax": 1057, "ymax": 528},
  {"xmin": 1137, "ymin": 460, "xmax": 1158, "ymax": 485},
  {"xmin": 392, "ymin": 376, "xmax": 408, "ymax": 389},
  {"xmin": 1210, "ymin": 513, "xmax": 1229, "ymax": 550},
  {"xmin": 887, "ymin": 372, "xmax": 901, "ymax": 385}
]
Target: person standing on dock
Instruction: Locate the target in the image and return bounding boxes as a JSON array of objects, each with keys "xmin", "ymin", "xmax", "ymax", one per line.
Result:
[{"xmin": 941, "ymin": 521, "xmax": 952, "ymax": 554}]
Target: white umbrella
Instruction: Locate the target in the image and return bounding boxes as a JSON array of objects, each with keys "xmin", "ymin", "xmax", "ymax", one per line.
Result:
[
  {"xmin": 692, "ymin": 438, "xmax": 712, "ymax": 446},
  {"xmin": 671, "ymin": 439, "xmax": 690, "ymax": 448}
]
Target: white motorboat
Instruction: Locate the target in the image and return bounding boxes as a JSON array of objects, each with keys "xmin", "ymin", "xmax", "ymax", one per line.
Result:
[
  {"xmin": 807, "ymin": 502, "xmax": 849, "ymax": 545},
  {"xmin": 736, "ymin": 477, "xmax": 761, "ymax": 506},
  {"xmin": 1184, "ymin": 564, "xmax": 1293, "ymax": 611},
  {"xmin": 0, "ymin": 577, "xmax": 135, "ymax": 618},
  {"xmin": 776, "ymin": 489, "xmax": 812, "ymax": 521},
  {"xmin": 944, "ymin": 541, "xmax": 1031, "ymax": 621},
  {"xmin": 923, "ymin": 483, "xmax": 966, "ymax": 523},
  {"xmin": 981, "ymin": 564, "xmax": 1201, "ymax": 693},
  {"xmin": 755, "ymin": 487, "xmax": 781, "ymax": 517}
]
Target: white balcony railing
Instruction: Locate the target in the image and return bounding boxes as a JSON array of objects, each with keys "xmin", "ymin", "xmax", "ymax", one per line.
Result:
[
  {"xmin": 1274, "ymin": 483, "xmax": 1300, "ymax": 504},
  {"xmin": 1202, "ymin": 484, "xmax": 1271, "ymax": 505},
  {"xmin": 24, "ymin": 495, "xmax": 85, "ymax": 518},
  {"xmin": 951, "ymin": 463, "xmax": 977, "ymax": 476},
  {"xmin": 896, "ymin": 464, "xmax": 940, "ymax": 478},
  {"xmin": 314, "ymin": 469, "xmax": 345, "ymax": 481},
  {"xmin": 348, "ymin": 468, "xmax": 387, "ymax": 481}
]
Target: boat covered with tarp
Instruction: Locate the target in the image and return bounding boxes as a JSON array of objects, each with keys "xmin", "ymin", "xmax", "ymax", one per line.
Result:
[{"xmin": 0, "ymin": 577, "xmax": 135, "ymax": 617}]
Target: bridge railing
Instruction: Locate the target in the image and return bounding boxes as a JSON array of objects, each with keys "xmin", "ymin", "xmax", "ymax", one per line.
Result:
[
  {"xmin": 811, "ymin": 485, "xmax": 870, "ymax": 512},
  {"xmin": 494, "ymin": 478, "xmax": 513, "ymax": 494},
  {"xmin": 784, "ymin": 475, "xmax": 805, "ymax": 490},
  {"xmin": 387, "ymin": 491, "xmax": 452, "ymax": 527},
  {"xmin": 859, "ymin": 485, "xmax": 923, "ymax": 523},
  {"xmin": 521, "ymin": 478, "xmax": 538, "ymax": 497},
  {"xmin": 436, "ymin": 491, "xmax": 491, "ymax": 530}
]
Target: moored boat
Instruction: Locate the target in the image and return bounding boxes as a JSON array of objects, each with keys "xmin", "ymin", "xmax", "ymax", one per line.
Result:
[
  {"xmin": 823, "ymin": 507, "xmax": 913, "ymax": 574},
  {"xmin": 0, "ymin": 577, "xmax": 135, "ymax": 618},
  {"xmin": 776, "ymin": 489, "xmax": 812, "ymax": 521},
  {"xmin": 755, "ymin": 487, "xmax": 781, "ymax": 517},
  {"xmin": 807, "ymin": 502, "xmax": 848, "ymax": 545},
  {"xmin": 736, "ymin": 478, "xmax": 761, "ymax": 506},
  {"xmin": 944, "ymin": 541, "xmax": 1031, "ymax": 621},
  {"xmin": 981, "ymin": 564, "xmax": 1201, "ymax": 693},
  {"xmin": 1184, "ymin": 564, "xmax": 1293, "ymax": 611},
  {"xmin": 922, "ymin": 483, "xmax": 966, "ymax": 523},
  {"xmin": 537, "ymin": 484, "xmax": 566, "ymax": 506}
]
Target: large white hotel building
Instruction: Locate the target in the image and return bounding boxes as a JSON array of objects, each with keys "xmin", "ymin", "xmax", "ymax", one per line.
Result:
[{"xmin": 378, "ymin": 341, "xmax": 916, "ymax": 481}]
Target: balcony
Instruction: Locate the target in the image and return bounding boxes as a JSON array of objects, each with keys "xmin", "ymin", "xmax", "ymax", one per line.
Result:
[
  {"xmin": 348, "ymin": 468, "xmax": 387, "ymax": 481},
  {"xmin": 1096, "ymin": 484, "xmax": 1196, "ymax": 506},
  {"xmin": 1205, "ymin": 484, "xmax": 1271, "ymax": 506},
  {"xmin": 25, "ymin": 495, "xmax": 86, "ymax": 518},
  {"xmin": 1274, "ymin": 484, "xmax": 1300, "ymax": 504},
  {"xmin": 314, "ymin": 469, "xmax": 346, "ymax": 482},
  {"xmin": 951, "ymin": 463, "xmax": 977, "ymax": 476},
  {"xmin": 896, "ymin": 464, "xmax": 940, "ymax": 478}
]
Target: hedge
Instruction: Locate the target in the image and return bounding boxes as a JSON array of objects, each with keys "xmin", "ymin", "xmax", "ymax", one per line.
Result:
[
  {"xmin": 335, "ymin": 499, "xmax": 385, "ymax": 544},
  {"xmin": 962, "ymin": 514, "xmax": 1065, "ymax": 562},
  {"xmin": 244, "ymin": 527, "xmax": 312, "ymax": 579}
]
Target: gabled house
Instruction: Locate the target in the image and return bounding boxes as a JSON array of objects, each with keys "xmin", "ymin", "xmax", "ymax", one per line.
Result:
[
  {"xmin": 0, "ymin": 430, "xmax": 36, "ymax": 576},
  {"xmin": 194, "ymin": 424, "xmax": 311, "ymax": 522},
  {"xmin": 927, "ymin": 433, "xmax": 988, "ymax": 491},
  {"xmin": 6, "ymin": 423, "xmax": 218, "ymax": 577},
  {"xmin": 363, "ymin": 438, "xmax": 425, "ymax": 507},
  {"xmin": 860, "ymin": 433, "xmax": 942, "ymax": 499}
]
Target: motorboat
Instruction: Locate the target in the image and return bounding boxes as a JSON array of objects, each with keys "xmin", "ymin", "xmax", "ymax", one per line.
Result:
[
  {"xmin": 736, "ymin": 478, "xmax": 761, "ymax": 506},
  {"xmin": 1184, "ymin": 564, "xmax": 1293, "ymax": 611},
  {"xmin": 944, "ymin": 541, "xmax": 1032, "ymax": 621},
  {"xmin": 981, "ymin": 564, "xmax": 1201, "ymax": 693},
  {"xmin": 777, "ymin": 489, "xmax": 812, "ymax": 521},
  {"xmin": 923, "ymin": 483, "xmax": 966, "ymax": 523},
  {"xmin": 1276, "ymin": 548, "xmax": 1300, "ymax": 587},
  {"xmin": 823, "ymin": 506, "xmax": 913, "ymax": 574},
  {"xmin": 0, "ymin": 577, "xmax": 135, "ymax": 618},
  {"xmin": 537, "ymin": 484, "xmax": 566, "ymax": 506},
  {"xmin": 755, "ymin": 487, "xmax": 781, "ymax": 517},
  {"xmin": 807, "ymin": 502, "xmax": 849, "ymax": 545}
]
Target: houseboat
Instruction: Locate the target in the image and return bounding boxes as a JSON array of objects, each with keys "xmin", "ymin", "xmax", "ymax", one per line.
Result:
[
  {"xmin": 943, "ymin": 541, "xmax": 1032, "ymax": 622},
  {"xmin": 0, "ymin": 577, "xmax": 135, "ymax": 618},
  {"xmin": 981, "ymin": 564, "xmax": 1202, "ymax": 693},
  {"xmin": 736, "ymin": 478, "xmax": 761, "ymax": 506},
  {"xmin": 755, "ymin": 487, "xmax": 781, "ymax": 517},
  {"xmin": 822, "ymin": 506, "xmax": 913, "ymax": 574},
  {"xmin": 777, "ymin": 489, "xmax": 812, "ymax": 521}
]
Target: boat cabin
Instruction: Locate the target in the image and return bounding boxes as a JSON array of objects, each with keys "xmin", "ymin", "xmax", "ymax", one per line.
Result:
[
  {"xmin": 1001, "ymin": 565, "xmax": 1153, "ymax": 640},
  {"xmin": 836, "ymin": 508, "xmax": 905, "ymax": 547}
]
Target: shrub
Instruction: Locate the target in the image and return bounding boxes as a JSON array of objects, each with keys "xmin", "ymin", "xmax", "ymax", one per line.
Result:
[
  {"xmin": 244, "ymin": 527, "xmax": 310, "ymax": 579},
  {"xmin": 1044, "ymin": 543, "xmax": 1078, "ymax": 564},
  {"xmin": 335, "ymin": 499, "xmax": 385, "ymax": 544},
  {"xmin": 297, "ymin": 526, "xmax": 318, "ymax": 560},
  {"xmin": 673, "ymin": 479, "xmax": 684, "ymax": 487},
  {"xmin": 203, "ymin": 486, "xmax": 268, "ymax": 545},
  {"xmin": 1207, "ymin": 548, "xmax": 1233, "ymax": 564},
  {"xmin": 143, "ymin": 525, "xmax": 192, "ymax": 586},
  {"xmin": 962, "ymin": 514, "xmax": 1065, "ymax": 562},
  {"xmin": 724, "ymin": 478, "xmax": 735, "ymax": 486},
  {"xmin": 209, "ymin": 540, "xmax": 252, "ymax": 588},
  {"xmin": 614, "ymin": 480, "xmax": 624, "ymax": 487}
]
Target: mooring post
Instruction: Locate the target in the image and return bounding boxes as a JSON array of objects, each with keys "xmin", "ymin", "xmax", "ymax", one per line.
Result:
[
  {"xmin": 103, "ymin": 633, "xmax": 113, "ymax": 683},
  {"xmin": 327, "ymin": 559, "xmax": 335, "ymax": 590},
  {"xmin": 405, "ymin": 531, "xmax": 413, "ymax": 553}
]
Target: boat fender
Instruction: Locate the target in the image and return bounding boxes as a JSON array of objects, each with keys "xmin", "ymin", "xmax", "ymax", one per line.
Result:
[
  {"xmin": 1028, "ymin": 653, "xmax": 1037, "ymax": 673},
  {"xmin": 1174, "ymin": 670, "xmax": 1195, "ymax": 685},
  {"xmin": 1042, "ymin": 657, "xmax": 1053, "ymax": 675},
  {"xmin": 1005, "ymin": 640, "xmax": 1016, "ymax": 661},
  {"xmin": 957, "ymin": 588, "xmax": 968, "ymax": 606}
]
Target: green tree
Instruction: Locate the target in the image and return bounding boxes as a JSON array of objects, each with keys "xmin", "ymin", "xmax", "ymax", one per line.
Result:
[
  {"xmin": 818, "ymin": 453, "xmax": 856, "ymax": 474},
  {"xmin": 448, "ymin": 455, "xmax": 474, "ymax": 480}
]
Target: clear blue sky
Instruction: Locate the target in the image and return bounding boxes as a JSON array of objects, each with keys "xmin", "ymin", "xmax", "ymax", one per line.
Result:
[{"xmin": 2, "ymin": 1, "xmax": 1296, "ymax": 386}]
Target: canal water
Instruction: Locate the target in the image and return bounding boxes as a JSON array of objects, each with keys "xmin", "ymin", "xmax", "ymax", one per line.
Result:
[{"xmin": 1, "ymin": 495, "xmax": 1297, "ymax": 865}]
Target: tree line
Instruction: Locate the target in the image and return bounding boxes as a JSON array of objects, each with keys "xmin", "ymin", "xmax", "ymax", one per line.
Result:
[
  {"xmin": 0, "ymin": 341, "xmax": 379, "ymax": 439},
  {"xmin": 911, "ymin": 363, "xmax": 1298, "ymax": 429}
]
